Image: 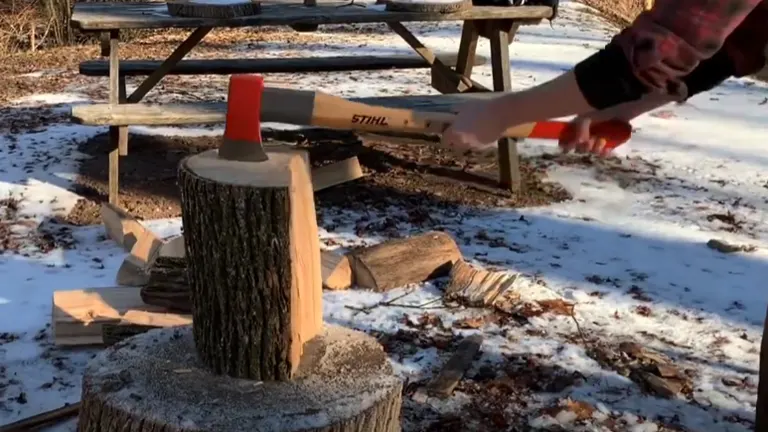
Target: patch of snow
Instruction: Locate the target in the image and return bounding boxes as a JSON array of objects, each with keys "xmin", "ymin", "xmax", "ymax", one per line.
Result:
[{"xmin": 0, "ymin": 2, "xmax": 766, "ymax": 431}]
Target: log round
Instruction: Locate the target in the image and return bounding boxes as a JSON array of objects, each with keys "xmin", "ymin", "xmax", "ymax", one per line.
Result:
[
  {"xmin": 78, "ymin": 325, "xmax": 403, "ymax": 432},
  {"xmin": 384, "ymin": 0, "xmax": 471, "ymax": 13},
  {"xmin": 178, "ymin": 148, "xmax": 323, "ymax": 381},
  {"xmin": 167, "ymin": 0, "xmax": 262, "ymax": 18}
]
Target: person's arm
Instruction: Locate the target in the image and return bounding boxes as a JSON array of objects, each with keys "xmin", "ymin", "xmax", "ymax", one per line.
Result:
[
  {"xmin": 481, "ymin": 0, "xmax": 760, "ymax": 130},
  {"xmin": 580, "ymin": 43, "xmax": 744, "ymax": 123}
]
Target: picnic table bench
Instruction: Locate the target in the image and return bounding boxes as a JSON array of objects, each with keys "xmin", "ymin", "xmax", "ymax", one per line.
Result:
[{"xmin": 69, "ymin": 0, "xmax": 556, "ymax": 207}]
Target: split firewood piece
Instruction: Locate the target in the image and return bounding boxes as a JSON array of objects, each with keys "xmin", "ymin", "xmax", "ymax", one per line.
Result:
[
  {"xmin": 321, "ymin": 249, "xmax": 353, "ymax": 290},
  {"xmin": 412, "ymin": 334, "xmax": 484, "ymax": 402},
  {"xmin": 140, "ymin": 256, "xmax": 190, "ymax": 312},
  {"xmin": 101, "ymin": 203, "xmax": 145, "ymax": 251},
  {"xmin": 158, "ymin": 235, "xmax": 185, "ymax": 258},
  {"xmin": 115, "ymin": 228, "xmax": 165, "ymax": 287},
  {"xmin": 312, "ymin": 157, "xmax": 364, "ymax": 192},
  {"xmin": 51, "ymin": 286, "xmax": 190, "ymax": 346},
  {"xmin": 348, "ymin": 231, "xmax": 461, "ymax": 292},
  {"xmin": 445, "ymin": 259, "xmax": 520, "ymax": 311}
]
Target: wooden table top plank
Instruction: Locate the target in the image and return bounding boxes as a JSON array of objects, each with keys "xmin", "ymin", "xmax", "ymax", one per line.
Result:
[{"xmin": 70, "ymin": 2, "xmax": 552, "ymax": 30}]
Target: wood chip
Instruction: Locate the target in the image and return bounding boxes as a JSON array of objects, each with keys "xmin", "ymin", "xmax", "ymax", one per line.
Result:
[{"xmin": 425, "ymin": 334, "xmax": 483, "ymax": 398}]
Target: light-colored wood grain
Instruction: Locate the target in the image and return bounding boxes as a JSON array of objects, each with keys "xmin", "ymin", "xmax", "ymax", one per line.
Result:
[
  {"xmin": 286, "ymin": 149, "xmax": 324, "ymax": 373},
  {"xmin": 312, "ymin": 157, "xmax": 364, "ymax": 192},
  {"xmin": 158, "ymin": 235, "xmax": 185, "ymax": 258},
  {"xmin": 115, "ymin": 227, "xmax": 165, "ymax": 286},
  {"xmin": 70, "ymin": 2, "xmax": 551, "ymax": 31},
  {"xmin": 52, "ymin": 286, "xmax": 189, "ymax": 346},
  {"xmin": 445, "ymin": 259, "xmax": 519, "ymax": 308},
  {"xmin": 101, "ymin": 202, "xmax": 145, "ymax": 251},
  {"xmin": 321, "ymin": 249, "xmax": 352, "ymax": 290}
]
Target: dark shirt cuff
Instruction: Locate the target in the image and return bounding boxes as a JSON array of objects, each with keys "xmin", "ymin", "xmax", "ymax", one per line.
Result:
[{"xmin": 573, "ymin": 43, "xmax": 648, "ymax": 110}]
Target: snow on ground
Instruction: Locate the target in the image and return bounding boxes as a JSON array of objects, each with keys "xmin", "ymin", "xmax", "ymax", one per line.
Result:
[{"xmin": 2, "ymin": 1, "xmax": 768, "ymax": 431}]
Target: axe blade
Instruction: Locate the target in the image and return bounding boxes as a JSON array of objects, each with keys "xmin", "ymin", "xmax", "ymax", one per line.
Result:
[{"xmin": 220, "ymin": 74, "xmax": 269, "ymax": 162}]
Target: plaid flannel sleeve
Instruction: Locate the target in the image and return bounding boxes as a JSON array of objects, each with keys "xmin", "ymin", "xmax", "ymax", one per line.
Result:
[{"xmin": 611, "ymin": 0, "xmax": 765, "ymax": 97}]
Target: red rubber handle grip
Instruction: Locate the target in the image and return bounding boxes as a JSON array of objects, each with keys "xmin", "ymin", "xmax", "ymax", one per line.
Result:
[{"xmin": 529, "ymin": 119, "xmax": 633, "ymax": 149}]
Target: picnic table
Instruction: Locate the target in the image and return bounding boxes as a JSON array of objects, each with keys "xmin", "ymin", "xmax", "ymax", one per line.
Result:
[{"xmin": 69, "ymin": 0, "xmax": 556, "ymax": 207}]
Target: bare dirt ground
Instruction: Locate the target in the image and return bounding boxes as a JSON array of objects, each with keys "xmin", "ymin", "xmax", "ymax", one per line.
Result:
[{"xmin": 63, "ymin": 128, "xmax": 571, "ymax": 226}]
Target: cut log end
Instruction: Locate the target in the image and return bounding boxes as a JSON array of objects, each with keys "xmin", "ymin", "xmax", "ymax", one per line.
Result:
[
  {"xmin": 179, "ymin": 148, "xmax": 322, "ymax": 380},
  {"xmin": 78, "ymin": 325, "xmax": 403, "ymax": 432}
]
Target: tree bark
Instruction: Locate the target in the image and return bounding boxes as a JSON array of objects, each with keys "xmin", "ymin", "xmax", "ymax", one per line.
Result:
[
  {"xmin": 77, "ymin": 325, "xmax": 402, "ymax": 432},
  {"xmin": 140, "ymin": 256, "xmax": 190, "ymax": 312},
  {"xmin": 177, "ymin": 149, "xmax": 322, "ymax": 381},
  {"xmin": 348, "ymin": 231, "xmax": 462, "ymax": 291}
]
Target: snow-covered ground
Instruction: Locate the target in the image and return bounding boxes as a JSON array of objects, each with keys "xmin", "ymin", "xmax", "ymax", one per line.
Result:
[{"xmin": 2, "ymin": 1, "xmax": 768, "ymax": 430}]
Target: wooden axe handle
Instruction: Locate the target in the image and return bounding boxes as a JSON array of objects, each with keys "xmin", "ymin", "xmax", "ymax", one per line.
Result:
[{"xmin": 261, "ymin": 87, "xmax": 633, "ymax": 149}]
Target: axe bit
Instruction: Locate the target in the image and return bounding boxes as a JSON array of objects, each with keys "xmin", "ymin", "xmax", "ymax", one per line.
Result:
[{"xmin": 219, "ymin": 74, "xmax": 269, "ymax": 162}]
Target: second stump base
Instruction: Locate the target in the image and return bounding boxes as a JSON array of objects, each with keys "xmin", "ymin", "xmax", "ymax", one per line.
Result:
[{"xmin": 78, "ymin": 325, "xmax": 403, "ymax": 432}]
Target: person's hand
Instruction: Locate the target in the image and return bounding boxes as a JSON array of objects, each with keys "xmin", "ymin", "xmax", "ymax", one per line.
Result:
[
  {"xmin": 558, "ymin": 116, "xmax": 614, "ymax": 157},
  {"xmin": 441, "ymin": 100, "xmax": 509, "ymax": 152}
]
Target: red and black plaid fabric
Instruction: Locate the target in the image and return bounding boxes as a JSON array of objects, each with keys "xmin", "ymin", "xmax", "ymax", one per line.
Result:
[{"xmin": 612, "ymin": 0, "xmax": 768, "ymax": 97}]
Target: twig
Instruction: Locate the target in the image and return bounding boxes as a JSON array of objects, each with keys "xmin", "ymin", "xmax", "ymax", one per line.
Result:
[
  {"xmin": 567, "ymin": 304, "xmax": 590, "ymax": 348},
  {"xmin": 0, "ymin": 402, "xmax": 80, "ymax": 432},
  {"xmin": 388, "ymin": 297, "xmax": 454, "ymax": 310},
  {"xmin": 344, "ymin": 289, "xmax": 415, "ymax": 315}
]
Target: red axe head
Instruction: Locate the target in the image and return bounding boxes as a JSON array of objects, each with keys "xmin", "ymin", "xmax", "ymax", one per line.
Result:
[{"xmin": 219, "ymin": 74, "xmax": 268, "ymax": 162}]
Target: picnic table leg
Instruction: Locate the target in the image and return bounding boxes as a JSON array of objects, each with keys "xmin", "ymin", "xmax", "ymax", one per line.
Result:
[
  {"xmin": 106, "ymin": 30, "xmax": 126, "ymax": 206},
  {"xmin": 488, "ymin": 21, "xmax": 522, "ymax": 193},
  {"xmin": 387, "ymin": 22, "xmax": 488, "ymax": 94},
  {"xmin": 126, "ymin": 27, "xmax": 212, "ymax": 104},
  {"xmin": 455, "ymin": 21, "xmax": 480, "ymax": 80}
]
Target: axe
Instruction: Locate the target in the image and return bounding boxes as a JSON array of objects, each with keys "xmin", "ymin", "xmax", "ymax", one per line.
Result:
[{"xmin": 219, "ymin": 75, "xmax": 633, "ymax": 162}]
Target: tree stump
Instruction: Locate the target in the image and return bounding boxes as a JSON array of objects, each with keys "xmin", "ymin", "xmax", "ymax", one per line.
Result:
[
  {"xmin": 78, "ymin": 325, "xmax": 403, "ymax": 432},
  {"xmin": 178, "ymin": 148, "xmax": 323, "ymax": 381}
]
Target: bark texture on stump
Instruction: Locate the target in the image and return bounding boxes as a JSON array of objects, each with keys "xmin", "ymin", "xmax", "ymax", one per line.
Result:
[
  {"xmin": 77, "ymin": 325, "xmax": 402, "ymax": 432},
  {"xmin": 178, "ymin": 148, "xmax": 322, "ymax": 381}
]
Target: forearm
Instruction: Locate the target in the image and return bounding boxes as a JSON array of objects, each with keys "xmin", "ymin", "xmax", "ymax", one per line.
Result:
[
  {"xmin": 487, "ymin": 36, "xmax": 740, "ymax": 130},
  {"xmin": 485, "ymin": 70, "xmax": 595, "ymax": 128}
]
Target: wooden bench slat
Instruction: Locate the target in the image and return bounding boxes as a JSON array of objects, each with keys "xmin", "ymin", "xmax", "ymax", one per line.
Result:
[
  {"xmin": 71, "ymin": 2, "xmax": 552, "ymax": 31},
  {"xmin": 71, "ymin": 93, "xmax": 502, "ymax": 126},
  {"xmin": 79, "ymin": 54, "xmax": 488, "ymax": 77}
]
